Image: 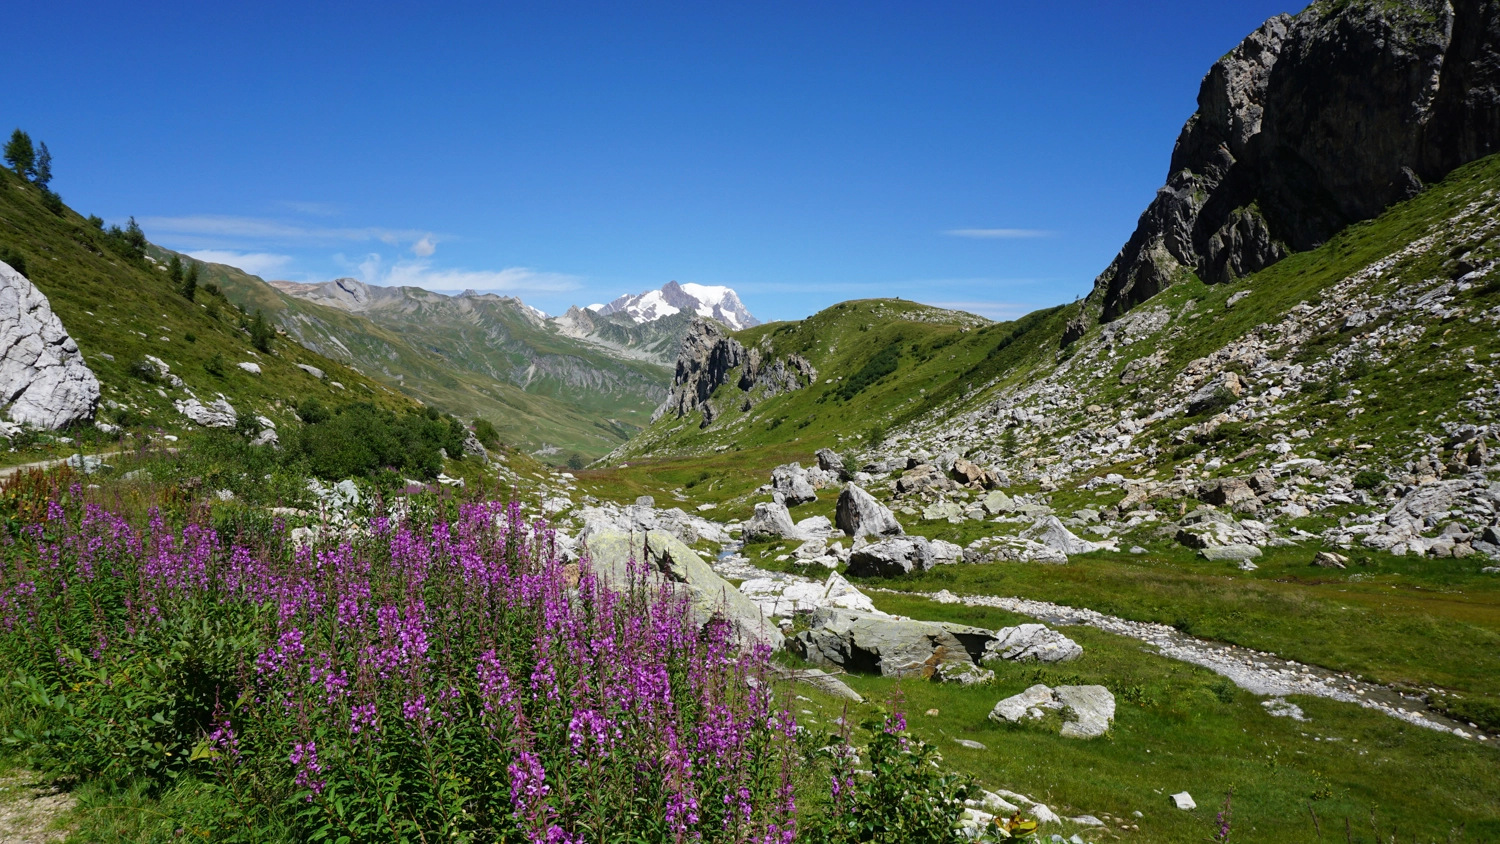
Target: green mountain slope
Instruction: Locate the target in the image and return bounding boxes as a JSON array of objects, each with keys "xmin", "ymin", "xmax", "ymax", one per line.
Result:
[
  {"xmin": 170, "ymin": 261, "xmax": 669, "ymax": 461},
  {"xmin": 0, "ymin": 167, "xmax": 408, "ymax": 444}
]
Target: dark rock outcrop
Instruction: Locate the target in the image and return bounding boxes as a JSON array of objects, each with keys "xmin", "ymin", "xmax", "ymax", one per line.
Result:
[
  {"xmin": 1075, "ymin": 0, "xmax": 1500, "ymax": 333},
  {"xmin": 655, "ymin": 319, "xmax": 818, "ymax": 426},
  {"xmin": 653, "ymin": 319, "xmax": 745, "ymax": 425}
]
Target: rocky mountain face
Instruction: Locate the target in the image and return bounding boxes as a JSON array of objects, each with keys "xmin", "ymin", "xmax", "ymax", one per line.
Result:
[
  {"xmin": 653, "ymin": 318, "xmax": 817, "ymax": 426},
  {"xmin": 594, "ymin": 281, "xmax": 760, "ymax": 331},
  {"xmin": 1073, "ymin": 0, "xmax": 1500, "ymax": 338},
  {"xmin": 0, "ymin": 260, "xmax": 99, "ymax": 430},
  {"xmin": 550, "ymin": 304, "xmax": 697, "ymax": 367}
]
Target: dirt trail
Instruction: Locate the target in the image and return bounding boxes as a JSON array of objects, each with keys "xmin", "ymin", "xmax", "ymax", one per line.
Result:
[{"xmin": 0, "ymin": 771, "xmax": 74, "ymax": 843}]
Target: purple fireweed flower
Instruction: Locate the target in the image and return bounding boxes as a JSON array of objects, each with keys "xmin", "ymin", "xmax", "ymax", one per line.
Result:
[{"xmin": 289, "ymin": 741, "xmax": 325, "ymax": 799}]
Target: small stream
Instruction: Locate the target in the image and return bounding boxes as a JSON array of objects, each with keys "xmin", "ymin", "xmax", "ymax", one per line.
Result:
[{"xmin": 893, "ymin": 589, "xmax": 1489, "ymax": 743}]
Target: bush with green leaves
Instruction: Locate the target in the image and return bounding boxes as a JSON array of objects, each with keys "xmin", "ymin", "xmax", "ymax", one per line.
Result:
[{"xmin": 285, "ymin": 402, "xmax": 466, "ymax": 481}]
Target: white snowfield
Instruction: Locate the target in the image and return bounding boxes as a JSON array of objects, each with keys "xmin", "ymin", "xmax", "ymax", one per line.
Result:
[{"xmin": 595, "ymin": 281, "xmax": 759, "ymax": 330}]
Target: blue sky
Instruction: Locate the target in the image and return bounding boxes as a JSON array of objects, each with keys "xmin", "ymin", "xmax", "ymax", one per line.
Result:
[{"xmin": 5, "ymin": 1, "xmax": 1295, "ymax": 323}]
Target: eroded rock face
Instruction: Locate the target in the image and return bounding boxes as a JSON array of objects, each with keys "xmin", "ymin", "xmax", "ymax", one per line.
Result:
[
  {"xmin": 743, "ymin": 501, "xmax": 802, "ymax": 542},
  {"xmin": 652, "ymin": 318, "xmax": 744, "ymax": 425},
  {"xmin": 176, "ymin": 396, "xmax": 238, "ymax": 428},
  {"xmin": 846, "ymin": 535, "xmax": 935, "ymax": 577},
  {"xmin": 771, "ymin": 463, "xmax": 818, "ymax": 505},
  {"xmin": 1073, "ymin": 1, "xmax": 1500, "ymax": 333},
  {"xmin": 0, "ymin": 261, "xmax": 100, "ymax": 429}
]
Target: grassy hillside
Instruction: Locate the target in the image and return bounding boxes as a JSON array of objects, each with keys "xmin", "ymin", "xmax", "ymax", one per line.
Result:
[
  {"xmin": 174, "ymin": 257, "xmax": 666, "ymax": 462},
  {"xmin": 0, "ymin": 167, "xmax": 409, "ymax": 454}
]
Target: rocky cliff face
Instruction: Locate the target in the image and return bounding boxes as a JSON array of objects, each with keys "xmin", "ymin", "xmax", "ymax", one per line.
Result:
[
  {"xmin": 0, "ymin": 260, "xmax": 100, "ymax": 429},
  {"xmin": 1075, "ymin": 0, "xmax": 1500, "ymax": 335},
  {"xmin": 655, "ymin": 319, "xmax": 818, "ymax": 426}
]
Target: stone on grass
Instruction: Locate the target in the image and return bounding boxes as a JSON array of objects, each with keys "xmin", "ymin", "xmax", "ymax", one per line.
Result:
[
  {"xmin": 846, "ymin": 535, "xmax": 935, "ymax": 577},
  {"xmin": 175, "ymin": 396, "xmax": 238, "ymax": 428},
  {"xmin": 1171, "ymin": 792, "xmax": 1196, "ymax": 811},
  {"xmin": 836, "ymin": 483, "xmax": 904, "ymax": 538},
  {"xmin": 792, "ymin": 608, "xmax": 992, "ymax": 680},
  {"xmin": 743, "ymin": 501, "xmax": 802, "ymax": 541},
  {"xmin": 0, "ymin": 260, "xmax": 101, "ymax": 429},
  {"xmin": 983, "ymin": 624, "xmax": 1082, "ymax": 664},
  {"xmin": 1020, "ymin": 516, "xmax": 1102, "ymax": 556},
  {"xmin": 989, "ymin": 684, "xmax": 1057, "ymax": 724},
  {"xmin": 954, "ymin": 738, "xmax": 988, "ymax": 750},
  {"xmin": 771, "ymin": 463, "xmax": 818, "ymax": 505},
  {"xmin": 1055, "ymin": 685, "xmax": 1115, "ymax": 739},
  {"xmin": 1200, "ymin": 544, "xmax": 1262, "ymax": 562},
  {"xmin": 296, "ymin": 363, "xmax": 325, "ymax": 379},
  {"xmin": 237, "ymin": 361, "xmax": 261, "ymax": 374}
]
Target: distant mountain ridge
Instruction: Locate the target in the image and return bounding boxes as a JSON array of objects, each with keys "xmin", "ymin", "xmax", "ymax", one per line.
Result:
[{"xmin": 592, "ymin": 281, "xmax": 759, "ymax": 331}]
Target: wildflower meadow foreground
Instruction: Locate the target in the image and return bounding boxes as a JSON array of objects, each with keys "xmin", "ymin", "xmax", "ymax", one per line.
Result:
[{"xmin": 0, "ymin": 479, "xmax": 1002, "ymax": 843}]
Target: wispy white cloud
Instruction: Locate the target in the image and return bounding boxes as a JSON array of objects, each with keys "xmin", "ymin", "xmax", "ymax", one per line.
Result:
[
  {"xmin": 944, "ymin": 228, "xmax": 1054, "ymax": 239},
  {"xmin": 924, "ymin": 300, "xmax": 1031, "ymax": 320},
  {"xmin": 141, "ymin": 214, "xmax": 434, "ymax": 248},
  {"xmin": 412, "ymin": 235, "xmax": 437, "ymax": 257},
  {"xmin": 276, "ymin": 201, "xmax": 344, "ymax": 217},
  {"xmin": 348, "ymin": 253, "xmax": 580, "ymax": 294},
  {"xmin": 187, "ymin": 249, "xmax": 294, "ymax": 278}
]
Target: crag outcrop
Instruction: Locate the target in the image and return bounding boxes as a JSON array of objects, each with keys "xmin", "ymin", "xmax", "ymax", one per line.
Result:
[
  {"xmin": 1073, "ymin": 0, "xmax": 1500, "ymax": 338},
  {"xmin": 0, "ymin": 260, "xmax": 100, "ymax": 429}
]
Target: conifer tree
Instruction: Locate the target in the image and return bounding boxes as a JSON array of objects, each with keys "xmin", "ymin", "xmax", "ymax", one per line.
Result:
[
  {"xmin": 182, "ymin": 261, "xmax": 199, "ymax": 302},
  {"xmin": 249, "ymin": 309, "xmax": 274, "ymax": 352},
  {"xmin": 3, "ymin": 130, "xmax": 33, "ymax": 178},
  {"xmin": 33, "ymin": 143, "xmax": 51, "ymax": 189},
  {"xmin": 167, "ymin": 254, "xmax": 184, "ymax": 285}
]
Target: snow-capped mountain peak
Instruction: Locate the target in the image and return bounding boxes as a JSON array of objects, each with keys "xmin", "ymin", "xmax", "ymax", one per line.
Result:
[{"xmin": 595, "ymin": 281, "xmax": 759, "ymax": 330}]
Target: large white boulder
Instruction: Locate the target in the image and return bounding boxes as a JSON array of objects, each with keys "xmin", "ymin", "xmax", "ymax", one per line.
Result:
[
  {"xmin": 835, "ymin": 483, "xmax": 904, "ymax": 538},
  {"xmin": 0, "ymin": 260, "xmax": 100, "ymax": 429}
]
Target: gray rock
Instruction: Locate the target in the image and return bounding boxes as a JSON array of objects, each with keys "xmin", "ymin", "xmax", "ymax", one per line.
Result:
[
  {"xmin": 743, "ymin": 501, "xmax": 802, "ymax": 542},
  {"xmin": 236, "ymin": 361, "xmax": 261, "ymax": 374},
  {"xmin": 846, "ymin": 535, "xmax": 935, "ymax": 577},
  {"xmin": 793, "ymin": 608, "xmax": 991, "ymax": 679},
  {"xmin": 771, "ymin": 462, "xmax": 818, "ymax": 505},
  {"xmin": 296, "ymin": 363, "xmax": 326, "ymax": 379},
  {"xmin": 989, "ymin": 683, "xmax": 1057, "ymax": 724},
  {"xmin": 981, "ymin": 490, "xmax": 1016, "ymax": 514},
  {"xmin": 0, "ymin": 260, "xmax": 101, "ymax": 429},
  {"xmin": 954, "ymin": 739, "xmax": 988, "ymax": 750},
  {"xmin": 836, "ymin": 483, "xmax": 904, "ymax": 538},
  {"xmin": 462, "ymin": 432, "xmax": 489, "ymax": 458},
  {"xmin": 1200, "ymin": 544, "xmax": 1263, "ymax": 562},
  {"xmin": 816, "ymin": 447, "xmax": 849, "ymax": 479},
  {"xmin": 175, "ymin": 396, "xmax": 238, "ymax": 428},
  {"xmin": 983, "ymin": 624, "xmax": 1082, "ymax": 664},
  {"xmin": 1020, "ymin": 516, "xmax": 1102, "ymax": 556},
  {"xmin": 779, "ymin": 667, "xmax": 863, "ymax": 703},
  {"xmin": 1170, "ymin": 792, "xmax": 1196, "ymax": 811},
  {"xmin": 586, "ymin": 529, "xmax": 783, "ymax": 651},
  {"xmin": 1056, "ymin": 685, "xmax": 1115, "ymax": 739}
]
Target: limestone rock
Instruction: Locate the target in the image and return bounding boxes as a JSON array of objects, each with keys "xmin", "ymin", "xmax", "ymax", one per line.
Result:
[
  {"xmin": 586, "ymin": 529, "xmax": 783, "ymax": 651},
  {"xmin": 175, "ymin": 396, "xmax": 238, "ymax": 428},
  {"xmin": 1019, "ymin": 516, "xmax": 1102, "ymax": 556},
  {"xmin": 816, "ymin": 447, "xmax": 849, "ymax": 479},
  {"xmin": 296, "ymin": 363, "xmax": 325, "ymax": 379},
  {"xmin": 743, "ymin": 501, "xmax": 802, "ymax": 542},
  {"xmin": 989, "ymin": 684, "xmax": 1057, "ymax": 724},
  {"xmin": 846, "ymin": 535, "xmax": 935, "ymax": 577},
  {"xmin": 237, "ymin": 361, "xmax": 261, "ymax": 375},
  {"xmin": 0, "ymin": 260, "xmax": 100, "ymax": 429},
  {"xmin": 983, "ymin": 624, "xmax": 1083, "ymax": 664},
  {"xmin": 771, "ymin": 462, "xmax": 818, "ymax": 505},
  {"xmin": 836, "ymin": 483, "xmax": 904, "ymax": 539},
  {"xmin": 654, "ymin": 318, "xmax": 745, "ymax": 426},
  {"xmin": 988, "ymin": 683, "xmax": 1115, "ymax": 738},
  {"xmin": 792, "ymin": 608, "xmax": 992, "ymax": 679},
  {"xmin": 1200, "ymin": 544, "xmax": 1263, "ymax": 562}
]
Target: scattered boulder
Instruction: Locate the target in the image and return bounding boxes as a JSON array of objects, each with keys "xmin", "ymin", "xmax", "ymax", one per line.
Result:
[
  {"xmin": 983, "ymin": 624, "xmax": 1082, "ymax": 664},
  {"xmin": 1200, "ymin": 544, "xmax": 1263, "ymax": 562},
  {"xmin": 980, "ymin": 489, "xmax": 1016, "ymax": 515},
  {"xmin": 175, "ymin": 396, "xmax": 238, "ymax": 428},
  {"xmin": 988, "ymin": 683, "xmax": 1115, "ymax": 739},
  {"xmin": 743, "ymin": 501, "xmax": 802, "ymax": 542},
  {"xmin": 296, "ymin": 363, "xmax": 326, "ymax": 379},
  {"xmin": 792, "ymin": 608, "xmax": 992, "ymax": 679},
  {"xmin": 1198, "ymin": 477, "xmax": 1257, "ymax": 509},
  {"xmin": 816, "ymin": 448, "xmax": 850, "ymax": 480},
  {"xmin": 237, "ymin": 361, "xmax": 261, "ymax": 375},
  {"xmin": 1186, "ymin": 372, "xmax": 1244, "ymax": 415},
  {"xmin": 846, "ymin": 536, "xmax": 936, "ymax": 577},
  {"xmin": 1170, "ymin": 793, "xmax": 1196, "ymax": 811},
  {"xmin": 1312, "ymin": 551, "xmax": 1349, "ymax": 569},
  {"xmin": 836, "ymin": 483, "xmax": 904, "ymax": 538},
  {"xmin": 586, "ymin": 529, "xmax": 783, "ymax": 651},
  {"xmin": 0, "ymin": 260, "xmax": 101, "ymax": 429},
  {"xmin": 1019, "ymin": 516, "xmax": 1102, "ymax": 556},
  {"xmin": 771, "ymin": 463, "xmax": 818, "ymax": 505},
  {"xmin": 963, "ymin": 535, "xmax": 1069, "ymax": 565},
  {"xmin": 951, "ymin": 458, "xmax": 995, "ymax": 488}
]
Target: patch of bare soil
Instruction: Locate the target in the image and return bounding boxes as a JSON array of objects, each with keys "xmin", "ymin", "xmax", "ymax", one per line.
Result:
[{"xmin": 0, "ymin": 771, "xmax": 74, "ymax": 844}]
